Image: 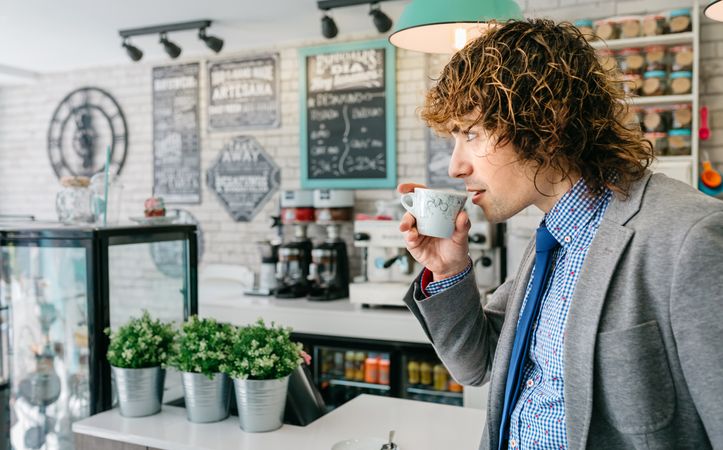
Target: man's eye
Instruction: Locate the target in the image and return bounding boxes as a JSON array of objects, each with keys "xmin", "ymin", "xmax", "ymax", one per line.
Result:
[{"xmin": 464, "ymin": 131, "xmax": 478, "ymax": 142}]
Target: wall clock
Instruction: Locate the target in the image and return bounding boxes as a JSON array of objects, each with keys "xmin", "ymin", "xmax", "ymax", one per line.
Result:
[{"xmin": 47, "ymin": 87, "xmax": 128, "ymax": 178}]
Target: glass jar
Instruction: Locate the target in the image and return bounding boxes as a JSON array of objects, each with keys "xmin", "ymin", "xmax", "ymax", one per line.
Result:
[
  {"xmin": 622, "ymin": 74, "xmax": 643, "ymax": 97},
  {"xmin": 669, "ymin": 71, "xmax": 693, "ymax": 95},
  {"xmin": 644, "ymin": 132, "xmax": 668, "ymax": 155},
  {"xmin": 644, "ymin": 45, "xmax": 669, "ymax": 72},
  {"xmin": 594, "ymin": 18, "xmax": 619, "ymax": 41},
  {"xmin": 669, "ymin": 45, "xmax": 693, "ymax": 72},
  {"xmin": 597, "ymin": 49, "xmax": 618, "ymax": 72},
  {"xmin": 642, "ymin": 14, "xmax": 668, "ymax": 36},
  {"xmin": 617, "ymin": 16, "xmax": 642, "ymax": 39},
  {"xmin": 671, "ymin": 103, "xmax": 693, "ymax": 130},
  {"xmin": 642, "ymin": 70, "xmax": 667, "ymax": 96},
  {"xmin": 574, "ymin": 19, "xmax": 595, "ymax": 40},
  {"xmin": 56, "ymin": 176, "xmax": 94, "ymax": 225},
  {"xmin": 617, "ymin": 48, "xmax": 645, "ymax": 75},
  {"xmin": 667, "ymin": 128, "xmax": 692, "ymax": 155},
  {"xmin": 642, "ymin": 107, "xmax": 670, "ymax": 133},
  {"xmin": 668, "ymin": 8, "xmax": 692, "ymax": 34}
]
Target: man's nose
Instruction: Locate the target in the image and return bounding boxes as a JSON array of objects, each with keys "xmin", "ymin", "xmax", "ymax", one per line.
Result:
[{"xmin": 449, "ymin": 141, "xmax": 471, "ymax": 179}]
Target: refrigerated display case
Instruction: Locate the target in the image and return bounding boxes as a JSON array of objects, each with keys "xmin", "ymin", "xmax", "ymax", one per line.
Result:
[
  {"xmin": 295, "ymin": 333, "xmax": 465, "ymax": 412},
  {"xmin": 0, "ymin": 222, "xmax": 198, "ymax": 450}
]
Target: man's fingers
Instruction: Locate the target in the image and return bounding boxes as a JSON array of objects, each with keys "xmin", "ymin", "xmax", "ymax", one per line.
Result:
[
  {"xmin": 455, "ymin": 210, "xmax": 471, "ymax": 233},
  {"xmin": 399, "ymin": 212, "xmax": 417, "ymax": 232},
  {"xmin": 397, "ymin": 182, "xmax": 427, "ymax": 194}
]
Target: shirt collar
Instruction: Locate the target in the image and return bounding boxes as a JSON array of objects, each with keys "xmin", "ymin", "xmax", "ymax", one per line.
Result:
[{"xmin": 542, "ymin": 178, "xmax": 611, "ymax": 248}]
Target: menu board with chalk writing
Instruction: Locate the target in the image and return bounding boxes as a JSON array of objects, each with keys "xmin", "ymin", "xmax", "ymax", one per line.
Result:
[{"xmin": 299, "ymin": 40, "xmax": 396, "ymax": 189}]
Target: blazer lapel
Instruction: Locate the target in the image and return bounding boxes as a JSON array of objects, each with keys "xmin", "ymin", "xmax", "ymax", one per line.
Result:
[
  {"xmin": 563, "ymin": 172, "xmax": 651, "ymax": 448},
  {"xmin": 486, "ymin": 238, "xmax": 535, "ymax": 449},
  {"xmin": 563, "ymin": 221, "xmax": 633, "ymax": 449}
]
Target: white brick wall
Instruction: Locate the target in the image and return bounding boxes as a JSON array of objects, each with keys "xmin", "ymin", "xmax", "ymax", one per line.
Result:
[{"xmin": 0, "ymin": 0, "xmax": 720, "ymax": 276}]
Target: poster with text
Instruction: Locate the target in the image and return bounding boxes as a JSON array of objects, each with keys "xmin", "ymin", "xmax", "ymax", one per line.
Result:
[
  {"xmin": 152, "ymin": 63, "xmax": 201, "ymax": 203},
  {"xmin": 208, "ymin": 54, "xmax": 281, "ymax": 130}
]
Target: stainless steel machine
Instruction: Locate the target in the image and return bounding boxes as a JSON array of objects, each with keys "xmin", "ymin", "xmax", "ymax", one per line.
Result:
[{"xmin": 349, "ymin": 214, "xmax": 504, "ymax": 307}]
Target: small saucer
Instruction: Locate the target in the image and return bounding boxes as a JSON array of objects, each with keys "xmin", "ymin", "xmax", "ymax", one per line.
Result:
[{"xmin": 331, "ymin": 438, "xmax": 391, "ymax": 450}]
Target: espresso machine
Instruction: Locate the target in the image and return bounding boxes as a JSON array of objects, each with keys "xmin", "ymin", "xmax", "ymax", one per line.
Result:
[
  {"xmin": 349, "ymin": 219, "xmax": 418, "ymax": 307},
  {"xmin": 349, "ymin": 199, "xmax": 504, "ymax": 306},
  {"xmin": 275, "ymin": 190, "xmax": 314, "ymax": 299},
  {"xmin": 307, "ymin": 190, "xmax": 353, "ymax": 301},
  {"xmin": 465, "ymin": 198, "xmax": 505, "ymax": 293}
]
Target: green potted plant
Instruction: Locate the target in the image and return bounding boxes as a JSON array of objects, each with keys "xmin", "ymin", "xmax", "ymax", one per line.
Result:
[
  {"xmin": 105, "ymin": 311, "xmax": 174, "ymax": 417},
  {"xmin": 221, "ymin": 318, "xmax": 305, "ymax": 432},
  {"xmin": 168, "ymin": 315, "xmax": 235, "ymax": 423}
]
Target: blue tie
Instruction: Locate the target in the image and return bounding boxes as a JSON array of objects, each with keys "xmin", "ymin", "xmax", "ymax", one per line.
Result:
[{"xmin": 498, "ymin": 225, "xmax": 560, "ymax": 450}]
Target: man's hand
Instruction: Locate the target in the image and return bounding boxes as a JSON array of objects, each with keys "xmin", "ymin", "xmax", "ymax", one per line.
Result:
[{"xmin": 398, "ymin": 183, "xmax": 471, "ymax": 281}]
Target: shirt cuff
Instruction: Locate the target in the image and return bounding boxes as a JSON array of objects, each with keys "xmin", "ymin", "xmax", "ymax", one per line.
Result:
[{"xmin": 421, "ymin": 258, "xmax": 473, "ymax": 297}]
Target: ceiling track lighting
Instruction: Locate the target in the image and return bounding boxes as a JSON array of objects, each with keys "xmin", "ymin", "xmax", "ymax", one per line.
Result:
[
  {"xmin": 317, "ymin": 0, "xmax": 394, "ymax": 39},
  {"xmin": 118, "ymin": 19, "xmax": 224, "ymax": 62}
]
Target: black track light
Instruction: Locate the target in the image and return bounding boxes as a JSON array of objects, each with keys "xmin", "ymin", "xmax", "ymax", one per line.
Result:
[
  {"xmin": 321, "ymin": 14, "xmax": 338, "ymax": 39},
  {"xmin": 369, "ymin": 4, "xmax": 392, "ymax": 33},
  {"xmin": 199, "ymin": 28, "xmax": 224, "ymax": 53},
  {"xmin": 122, "ymin": 39, "xmax": 143, "ymax": 62},
  {"xmin": 160, "ymin": 33, "xmax": 182, "ymax": 59},
  {"xmin": 120, "ymin": 20, "xmax": 223, "ymax": 61}
]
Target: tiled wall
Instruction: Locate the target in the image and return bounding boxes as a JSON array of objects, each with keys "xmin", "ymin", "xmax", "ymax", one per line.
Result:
[{"xmin": 0, "ymin": 0, "xmax": 718, "ymax": 274}]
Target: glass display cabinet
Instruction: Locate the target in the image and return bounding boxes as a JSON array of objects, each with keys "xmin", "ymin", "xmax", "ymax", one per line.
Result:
[{"xmin": 0, "ymin": 222, "xmax": 198, "ymax": 450}]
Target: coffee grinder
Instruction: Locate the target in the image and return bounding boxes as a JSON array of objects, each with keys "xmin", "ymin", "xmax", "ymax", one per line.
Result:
[
  {"xmin": 245, "ymin": 240, "xmax": 279, "ymax": 296},
  {"xmin": 275, "ymin": 190, "xmax": 314, "ymax": 299},
  {"xmin": 307, "ymin": 189, "xmax": 353, "ymax": 301}
]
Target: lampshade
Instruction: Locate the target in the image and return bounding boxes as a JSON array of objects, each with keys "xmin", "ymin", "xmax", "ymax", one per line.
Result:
[
  {"xmin": 705, "ymin": 0, "xmax": 723, "ymax": 21},
  {"xmin": 389, "ymin": 0, "xmax": 523, "ymax": 54}
]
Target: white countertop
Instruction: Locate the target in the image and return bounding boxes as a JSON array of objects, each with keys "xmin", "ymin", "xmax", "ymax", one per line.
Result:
[
  {"xmin": 199, "ymin": 286, "xmax": 428, "ymax": 344},
  {"xmin": 73, "ymin": 394, "xmax": 485, "ymax": 450}
]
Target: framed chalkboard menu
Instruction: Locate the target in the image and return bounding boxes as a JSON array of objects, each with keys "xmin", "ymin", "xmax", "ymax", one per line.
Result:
[
  {"xmin": 299, "ymin": 39, "xmax": 396, "ymax": 189},
  {"xmin": 152, "ymin": 63, "xmax": 201, "ymax": 204},
  {"xmin": 208, "ymin": 54, "xmax": 280, "ymax": 130},
  {"xmin": 427, "ymin": 129, "xmax": 464, "ymax": 190}
]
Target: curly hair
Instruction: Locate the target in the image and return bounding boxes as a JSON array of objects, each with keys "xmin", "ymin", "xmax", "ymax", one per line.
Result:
[{"xmin": 421, "ymin": 18, "xmax": 654, "ymax": 197}]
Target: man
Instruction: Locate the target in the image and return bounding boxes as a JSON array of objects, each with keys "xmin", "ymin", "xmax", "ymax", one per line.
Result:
[{"xmin": 399, "ymin": 19, "xmax": 723, "ymax": 450}]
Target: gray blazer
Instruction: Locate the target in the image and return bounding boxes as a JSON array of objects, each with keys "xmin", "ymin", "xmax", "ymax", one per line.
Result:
[{"xmin": 404, "ymin": 172, "xmax": 723, "ymax": 449}]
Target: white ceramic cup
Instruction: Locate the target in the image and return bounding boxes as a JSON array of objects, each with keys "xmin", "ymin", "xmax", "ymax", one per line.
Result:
[{"xmin": 400, "ymin": 188, "xmax": 468, "ymax": 238}]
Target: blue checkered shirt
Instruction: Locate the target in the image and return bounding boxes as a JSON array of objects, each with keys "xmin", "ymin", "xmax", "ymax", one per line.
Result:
[
  {"xmin": 426, "ymin": 259, "xmax": 472, "ymax": 295},
  {"xmin": 428, "ymin": 178, "xmax": 612, "ymax": 450}
]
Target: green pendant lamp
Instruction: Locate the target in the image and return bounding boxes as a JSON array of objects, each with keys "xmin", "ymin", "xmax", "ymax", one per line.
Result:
[
  {"xmin": 389, "ymin": 0, "xmax": 523, "ymax": 54},
  {"xmin": 705, "ymin": 0, "xmax": 723, "ymax": 21}
]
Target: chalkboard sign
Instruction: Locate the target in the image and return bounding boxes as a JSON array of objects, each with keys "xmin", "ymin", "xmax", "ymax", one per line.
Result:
[
  {"xmin": 299, "ymin": 39, "xmax": 396, "ymax": 189},
  {"xmin": 427, "ymin": 129, "xmax": 464, "ymax": 190},
  {"xmin": 152, "ymin": 63, "xmax": 201, "ymax": 204},
  {"xmin": 207, "ymin": 136, "xmax": 280, "ymax": 222},
  {"xmin": 208, "ymin": 54, "xmax": 281, "ymax": 130}
]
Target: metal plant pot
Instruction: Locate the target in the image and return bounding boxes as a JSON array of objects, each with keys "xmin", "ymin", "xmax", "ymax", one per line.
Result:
[
  {"xmin": 233, "ymin": 375, "xmax": 290, "ymax": 432},
  {"xmin": 112, "ymin": 366, "xmax": 165, "ymax": 417},
  {"xmin": 181, "ymin": 372, "xmax": 231, "ymax": 423}
]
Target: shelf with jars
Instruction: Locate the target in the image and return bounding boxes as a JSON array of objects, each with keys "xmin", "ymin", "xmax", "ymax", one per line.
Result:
[{"xmin": 578, "ymin": 2, "xmax": 701, "ymax": 187}]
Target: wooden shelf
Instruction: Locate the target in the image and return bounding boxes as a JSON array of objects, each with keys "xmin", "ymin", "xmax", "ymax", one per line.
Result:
[
  {"xmin": 626, "ymin": 94, "xmax": 694, "ymax": 106},
  {"xmin": 590, "ymin": 32, "xmax": 694, "ymax": 51}
]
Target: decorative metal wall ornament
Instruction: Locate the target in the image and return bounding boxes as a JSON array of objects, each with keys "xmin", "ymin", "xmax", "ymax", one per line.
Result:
[
  {"xmin": 207, "ymin": 136, "xmax": 280, "ymax": 222},
  {"xmin": 47, "ymin": 87, "xmax": 128, "ymax": 179}
]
